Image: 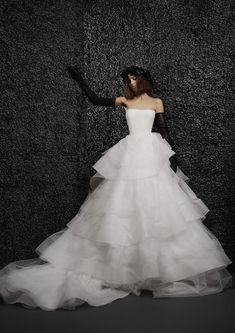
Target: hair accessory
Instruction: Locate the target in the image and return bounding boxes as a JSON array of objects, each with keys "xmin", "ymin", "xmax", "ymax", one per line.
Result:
[{"xmin": 120, "ymin": 66, "xmax": 154, "ymax": 84}]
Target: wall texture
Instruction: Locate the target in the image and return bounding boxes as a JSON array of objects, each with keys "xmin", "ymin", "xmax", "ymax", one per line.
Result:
[{"xmin": 0, "ymin": 0, "xmax": 234, "ymax": 270}]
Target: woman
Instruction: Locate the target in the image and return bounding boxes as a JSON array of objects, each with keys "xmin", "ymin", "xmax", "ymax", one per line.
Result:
[
  {"xmin": 0, "ymin": 65, "xmax": 232, "ymax": 311},
  {"xmin": 66, "ymin": 65, "xmax": 178, "ymax": 173}
]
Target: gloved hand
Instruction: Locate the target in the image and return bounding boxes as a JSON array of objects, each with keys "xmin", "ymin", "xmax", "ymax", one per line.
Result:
[
  {"xmin": 66, "ymin": 66, "xmax": 116, "ymax": 107},
  {"xmin": 155, "ymin": 112, "xmax": 178, "ymax": 172},
  {"xmin": 169, "ymin": 155, "xmax": 178, "ymax": 173}
]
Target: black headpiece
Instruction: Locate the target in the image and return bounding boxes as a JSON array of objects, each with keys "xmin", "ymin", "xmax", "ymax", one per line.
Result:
[{"xmin": 120, "ymin": 66, "xmax": 154, "ymax": 84}]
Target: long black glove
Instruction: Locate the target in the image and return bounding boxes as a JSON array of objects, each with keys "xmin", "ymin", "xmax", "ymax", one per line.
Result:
[
  {"xmin": 66, "ymin": 66, "xmax": 116, "ymax": 107},
  {"xmin": 155, "ymin": 112, "xmax": 178, "ymax": 172}
]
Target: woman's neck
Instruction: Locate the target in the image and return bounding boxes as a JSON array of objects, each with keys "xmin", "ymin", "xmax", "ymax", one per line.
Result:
[{"xmin": 133, "ymin": 93, "xmax": 149, "ymax": 100}]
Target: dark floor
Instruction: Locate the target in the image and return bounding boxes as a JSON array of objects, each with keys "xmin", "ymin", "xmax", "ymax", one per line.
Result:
[{"xmin": 1, "ymin": 276, "xmax": 235, "ymax": 333}]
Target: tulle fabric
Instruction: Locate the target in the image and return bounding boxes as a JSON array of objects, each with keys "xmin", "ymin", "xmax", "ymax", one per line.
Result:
[
  {"xmin": 0, "ymin": 109, "xmax": 232, "ymax": 310},
  {"xmin": 92, "ymin": 132, "xmax": 175, "ymax": 179}
]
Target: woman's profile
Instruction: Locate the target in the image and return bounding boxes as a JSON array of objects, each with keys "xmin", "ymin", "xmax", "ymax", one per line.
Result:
[{"xmin": 0, "ymin": 65, "xmax": 232, "ymax": 311}]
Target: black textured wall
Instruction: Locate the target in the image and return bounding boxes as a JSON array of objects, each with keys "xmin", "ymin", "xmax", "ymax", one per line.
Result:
[{"xmin": 0, "ymin": 0, "xmax": 234, "ymax": 270}]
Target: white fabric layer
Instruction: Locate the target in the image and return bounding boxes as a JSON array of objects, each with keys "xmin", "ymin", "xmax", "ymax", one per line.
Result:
[{"xmin": 0, "ymin": 108, "xmax": 232, "ymax": 310}]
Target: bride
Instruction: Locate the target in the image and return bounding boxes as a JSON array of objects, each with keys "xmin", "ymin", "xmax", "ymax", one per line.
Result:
[{"xmin": 0, "ymin": 65, "xmax": 232, "ymax": 311}]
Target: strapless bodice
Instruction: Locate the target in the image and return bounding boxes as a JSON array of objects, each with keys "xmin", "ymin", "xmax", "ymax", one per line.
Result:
[{"xmin": 125, "ymin": 108, "xmax": 155, "ymax": 136}]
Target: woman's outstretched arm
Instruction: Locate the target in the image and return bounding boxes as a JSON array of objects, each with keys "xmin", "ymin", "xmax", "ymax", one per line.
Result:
[{"xmin": 66, "ymin": 66, "xmax": 119, "ymax": 107}]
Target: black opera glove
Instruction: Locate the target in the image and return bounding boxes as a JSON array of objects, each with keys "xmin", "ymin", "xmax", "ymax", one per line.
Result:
[
  {"xmin": 155, "ymin": 112, "xmax": 178, "ymax": 173},
  {"xmin": 169, "ymin": 155, "xmax": 178, "ymax": 173},
  {"xmin": 66, "ymin": 66, "xmax": 116, "ymax": 107}
]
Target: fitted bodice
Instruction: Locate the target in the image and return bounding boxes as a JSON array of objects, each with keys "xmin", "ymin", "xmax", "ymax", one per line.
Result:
[{"xmin": 125, "ymin": 108, "xmax": 156, "ymax": 136}]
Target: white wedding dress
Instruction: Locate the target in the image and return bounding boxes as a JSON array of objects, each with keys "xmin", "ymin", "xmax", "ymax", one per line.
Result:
[{"xmin": 0, "ymin": 108, "xmax": 232, "ymax": 311}]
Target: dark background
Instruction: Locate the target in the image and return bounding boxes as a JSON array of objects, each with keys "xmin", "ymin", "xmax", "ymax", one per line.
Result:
[{"xmin": 0, "ymin": 0, "xmax": 234, "ymax": 271}]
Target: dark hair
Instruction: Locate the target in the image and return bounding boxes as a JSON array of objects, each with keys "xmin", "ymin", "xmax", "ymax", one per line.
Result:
[
  {"xmin": 120, "ymin": 66, "xmax": 154, "ymax": 99},
  {"xmin": 123, "ymin": 76, "xmax": 151, "ymax": 99}
]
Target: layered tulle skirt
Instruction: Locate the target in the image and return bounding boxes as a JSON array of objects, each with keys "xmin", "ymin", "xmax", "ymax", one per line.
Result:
[{"xmin": 0, "ymin": 132, "xmax": 232, "ymax": 310}]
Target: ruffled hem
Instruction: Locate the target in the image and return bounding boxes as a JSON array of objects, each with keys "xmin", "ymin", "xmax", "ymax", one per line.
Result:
[
  {"xmin": 103, "ymin": 267, "xmax": 233, "ymax": 297},
  {"xmin": 0, "ymin": 256, "xmax": 232, "ymax": 311},
  {"xmin": 0, "ymin": 259, "xmax": 130, "ymax": 310}
]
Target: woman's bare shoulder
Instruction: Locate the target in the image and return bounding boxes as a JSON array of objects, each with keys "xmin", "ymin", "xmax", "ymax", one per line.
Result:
[{"xmin": 153, "ymin": 97, "xmax": 164, "ymax": 113}]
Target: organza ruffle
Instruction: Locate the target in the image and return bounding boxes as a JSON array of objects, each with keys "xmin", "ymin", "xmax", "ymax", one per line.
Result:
[
  {"xmin": 0, "ymin": 225, "xmax": 232, "ymax": 310},
  {"xmin": 35, "ymin": 226, "xmax": 232, "ymax": 284},
  {"xmin": 66, "ymin": 164, "xmax": 209, "ymax": 245},
  {"xmin": 103, "ymin": 267, "xmax": 233, "ymax": 297},
  {"xmin": 92, "ymin": 132, "xmax": 175, "ymax": 180},
  {"xmin": 0, "ymin": 259, "xmax": 129, "ymax": 310}
]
